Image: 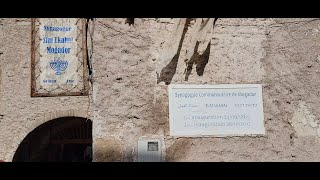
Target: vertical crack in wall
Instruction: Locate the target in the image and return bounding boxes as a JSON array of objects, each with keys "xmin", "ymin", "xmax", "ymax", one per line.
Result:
[{"xmin": 156, "ymin": 18, "xmax": 191, "ymax": 85}]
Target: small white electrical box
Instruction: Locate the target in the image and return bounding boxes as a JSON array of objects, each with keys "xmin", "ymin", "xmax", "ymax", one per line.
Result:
[{"xmin": 137, "ymin": 139, "xmax": 161, "ymax": 162}]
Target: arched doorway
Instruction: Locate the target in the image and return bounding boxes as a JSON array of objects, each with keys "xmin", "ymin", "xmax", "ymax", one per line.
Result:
[{"xmin": 13, "ymin": 117, "xmax": 92, "ymax": 162}]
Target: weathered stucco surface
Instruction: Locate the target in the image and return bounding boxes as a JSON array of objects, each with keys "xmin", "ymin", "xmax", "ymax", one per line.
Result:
[{"xmin": 2, "ymin": 18, "xmax": 320, "ymax": 161}]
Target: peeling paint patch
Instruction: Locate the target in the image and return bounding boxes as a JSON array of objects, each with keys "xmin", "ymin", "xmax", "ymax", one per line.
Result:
[
  {"xmin": 317, "ymin": 55, "xmax": 320, "ymax": 63},
  {"xmin": 291, "ymin": 101, "xmax": 320, "ymax": 137}
]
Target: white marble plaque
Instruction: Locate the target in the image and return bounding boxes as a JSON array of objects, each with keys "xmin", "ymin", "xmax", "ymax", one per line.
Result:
[{"xmin": 168, "ymin": 84, "xmax": 265, "ymax": 137}]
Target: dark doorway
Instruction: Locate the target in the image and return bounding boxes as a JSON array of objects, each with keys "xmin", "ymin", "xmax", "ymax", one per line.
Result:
[{"xmin": 13, "ymin": 117, "xmax": 92, "ymax": 162}]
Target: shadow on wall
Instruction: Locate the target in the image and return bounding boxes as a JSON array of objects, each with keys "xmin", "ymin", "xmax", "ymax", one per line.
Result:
[
  {"xmin": 93, "ymin": 138, "xmax": 123, "ymax": 162},
  {"xmin": 157, "ymin": 18, "xmax": 217, "ymax": 85},
  {"xmin": 185, "ymin": 41, "xmax": 211, "ymax": 81},
  {"xmin": 157, "ymin": 18, "xmax": 191, "ymax": 85},
  {"xmin": 125, "ymin": 18, "xmax": 134, "ymax": 26}
]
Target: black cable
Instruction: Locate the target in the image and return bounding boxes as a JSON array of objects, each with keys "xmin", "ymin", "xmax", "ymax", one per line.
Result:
[{"xmin": 85, "ymin": 18, "xmax": 93, "ymax": 77}]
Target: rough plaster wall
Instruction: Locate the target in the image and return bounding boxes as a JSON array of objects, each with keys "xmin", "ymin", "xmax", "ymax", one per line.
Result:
[
  {"xmin": 92, "ymin": 18, "xmax": 320, "ymax": 162},
  {"xmin": 92, "ymin": 18, "xmax": 163, "ymax": 161},
  {"xmin": 165, "ymin": 18, "xmax": 320, "ymax": 161},
  {"xmin": 0, "ymin": 18, "xmax": 90, "ymax": 161},
  {"xmin": 262, "ymin": 18, "xmax": 320, "ymax": 161}
]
